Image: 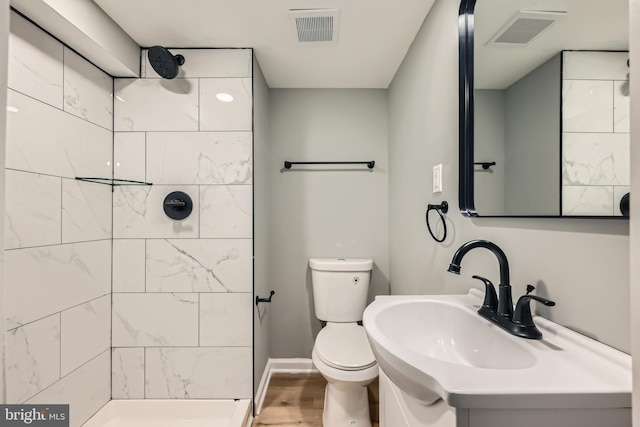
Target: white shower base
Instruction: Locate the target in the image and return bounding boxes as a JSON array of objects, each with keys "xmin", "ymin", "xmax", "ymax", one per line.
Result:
[{"xmin": 83, "ymin": 399, "xmax": 251, "ymax": 427}]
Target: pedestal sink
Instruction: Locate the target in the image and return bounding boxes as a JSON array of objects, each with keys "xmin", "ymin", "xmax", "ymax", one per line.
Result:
[{"xmin": 362, "ymin": 289, "xmax": 631, "ymax": 426}]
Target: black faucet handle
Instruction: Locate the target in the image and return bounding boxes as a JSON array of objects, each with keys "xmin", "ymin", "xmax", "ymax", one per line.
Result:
[
  {"xmin": 523, "ymin": 284, "xmax": 555, "ymax": 306},
  {"xmin": 472, "ymin": 275, "xmax": 498, "ymax": 311},
  {"xmin": 513, "ymin": 290, "xmax": 556, "ymax": 326},
  {"xmin": 527, "ymin": 294, "xmax": 555, "ymax": 307}
]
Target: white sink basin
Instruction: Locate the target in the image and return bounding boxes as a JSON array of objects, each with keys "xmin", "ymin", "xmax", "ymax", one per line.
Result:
[
  {"xmin": 374, "ymin": 298, "xmax": 535, "ymax": 370},
  {"xmin": 363, "ymin": 289, "xmax": 631, "ymax": 409}
]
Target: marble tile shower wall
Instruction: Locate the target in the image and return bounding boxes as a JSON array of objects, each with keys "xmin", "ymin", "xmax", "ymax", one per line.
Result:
[
  {"xmin": 5, "ymin": 11, "xmax": 112, "ymax": 427},
  {"xmin": 562, "ymin": 51, "xmax": 630, "ymax": 215},
  {"xmin": 111, "ymin": 49, "xmax": 253, "ymax": 399}
]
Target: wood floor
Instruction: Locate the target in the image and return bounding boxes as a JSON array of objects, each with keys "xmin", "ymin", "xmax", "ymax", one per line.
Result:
[{"xmin": 252, "ymin": 373, "xmax": 379, "ymax": 427}]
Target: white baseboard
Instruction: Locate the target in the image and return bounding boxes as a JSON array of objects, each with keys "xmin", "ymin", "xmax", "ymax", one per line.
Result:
[{"xmin": 254, "ymin": 358, "xmax": 318, "ymax": 415}]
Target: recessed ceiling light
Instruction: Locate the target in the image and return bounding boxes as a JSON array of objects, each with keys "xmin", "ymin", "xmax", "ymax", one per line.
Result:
[
  {"xmin": 216, "ymin": 93, "xmax": 234, "ymax": 102},
  {"xmin": 6, "ymin": 106, "xmax": 18, "ymax": 112}
]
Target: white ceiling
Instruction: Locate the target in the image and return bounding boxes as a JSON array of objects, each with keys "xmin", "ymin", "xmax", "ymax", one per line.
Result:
[
  {"xmin": 475, "ymin": 0, "xmax": 628, "ymax": 89},
  {"xmin": 92, "ymin": 0, "xmax": 436, "ymax": 88}
]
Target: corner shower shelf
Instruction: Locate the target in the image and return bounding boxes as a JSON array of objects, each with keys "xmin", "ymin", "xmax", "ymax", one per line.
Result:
[{"xmin": 75, "ymin": 177, "xmax": 153, "ymax": 191}]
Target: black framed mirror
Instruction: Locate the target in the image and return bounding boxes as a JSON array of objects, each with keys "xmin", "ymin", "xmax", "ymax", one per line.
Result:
[{"xmin": 458, "ymin": 0, "xmax": 629, "ymax": 218}]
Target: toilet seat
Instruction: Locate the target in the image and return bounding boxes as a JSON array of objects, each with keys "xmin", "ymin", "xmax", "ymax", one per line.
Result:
[{"xmin": 315, "ymin": 323, "xmax": 376, "ymax": 371}]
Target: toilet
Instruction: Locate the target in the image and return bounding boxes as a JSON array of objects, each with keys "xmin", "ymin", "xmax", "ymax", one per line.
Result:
[{"xmin": 309, "ymin": 258, "xmax": 378, "ymax": 427}]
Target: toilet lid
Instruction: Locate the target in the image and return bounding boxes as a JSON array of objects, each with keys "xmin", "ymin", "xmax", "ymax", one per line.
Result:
[{"xmin": 315, "ymin": 324, "xmax": 376, "ymax": 371}]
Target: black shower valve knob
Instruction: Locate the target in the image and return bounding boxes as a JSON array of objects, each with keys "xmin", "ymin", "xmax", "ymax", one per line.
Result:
[{"xmin": 163, "ymin": 191, "xmax": 193, "ymax": 220}]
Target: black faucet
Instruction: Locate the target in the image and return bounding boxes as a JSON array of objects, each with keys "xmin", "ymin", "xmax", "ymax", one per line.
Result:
[
  {"xmin": 448, "ymin": 240, "xmax": 555, "ymax": 339},
  {"xmin": 448, "ymin": 239, "xmax": 513, "ymax": 318}
]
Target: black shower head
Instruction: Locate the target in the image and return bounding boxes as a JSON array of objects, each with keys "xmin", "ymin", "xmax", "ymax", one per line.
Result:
[{"xmin": 147, "ymin": 46, "xmax": 185, "ymax": 79}]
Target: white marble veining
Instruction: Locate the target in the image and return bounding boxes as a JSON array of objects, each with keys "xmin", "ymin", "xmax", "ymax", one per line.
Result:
[
  {"xmin": 563, "ymin": 186, "xmax": 614, "ymax": 216},
  {"xmin": 614, "ymin": 186, "xmax": 631, "ymax": 216},
  {"xmin": 27, "ymin": 350, "xmax": 110, "ymax": 427},
  {"xmin": 145, "ymin": 347, "xmax": 252, "ymax": 398},
  {"xmin": 614, "ymin": 80, "xmax": 630, "ymax": 133},
  {"xmin": 563, "ymin": 51, "xmax": 629, "ymax": 81},
  {"xmin": 114, "ymin": 132, "xmax": 146, "ymax": 182},
  {"xmin": 63, "ymin": 47, "xmax": 113, "ymax": 130},
  {"xmin": 143, "ymin": 48, "xmax": 252, "ymax": 78},
  {"xmin": 5, "ymin": 240, "xmax": 111, "ymax": 329},
  {"xmin": 146, "ymin": 132, "xmax": 252, "ymax": 184},
  {"xmin": 113, "ymin": 239, "xmax": 146, "ymax": 293},
  {"xmin": 112, "ymin": 348, "xmax": 145, "ymax": 399},
  {"xmin": 6, "ymin": 89, "xmax": 112, "ymax": 179},
  {"xmin": 200, "ymin": 293, "xmax": 252, "ymax": 346},
  {"xmin": 200, "ymin": 185, "xmax": 252, "ymax": 238},
  {"xmin": 6, "ymin": 314, "xmax": 60, "ymax": 403},
  {"xmin": 60, "ymin": 296, "xmax": 111, "ymax": 376},
  {"xmin": 112, "ymin": 293, "xmax": 198, "ymax": 347},
  {"xmin": 62, "ymin": 179, "xmax": 112, "ymax": 243},
  {"xmin": 114, "ymin": 78, "xmax": 199, "ymax": 131},
  {"xmin": 5, "ymin": 170, "xmax": 61, "ymax": 249},
  {"xmin": 108, "ymin": 48, "xmax": 254, "ymax": 405},
  {"xmin": 561, "ymin": 51, "xmax": 631, "ymax": 216},
  {"xmin": 8, "ymin": 11, "xmax": 63, "ymax": 108},
  {"xmin": 562, "ymin": 133, "xmax": 629, "ymax": 186},
  {"xmin": 200, "ymin": 78, "xmax": 252, "ymax": 131},
  {"xmin": 113, "ymin": 185, "xmax": 199, "ymax": 238},
  {"xmin": 146, "ymin": 239, "xmax": 252, "ymax": 293},
  {"xmin": 562, "ymin": 80, "xmax": 614, "ymax": 133},
  {"xmin": 6, "ymin": 12, "xmax": 113, "ymax": 422}
]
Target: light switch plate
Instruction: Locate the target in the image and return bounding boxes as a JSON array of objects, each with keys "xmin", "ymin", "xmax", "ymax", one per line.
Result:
[{"xmin": 433, "ymin": 164, "xmax": 443, "ymax": 193}]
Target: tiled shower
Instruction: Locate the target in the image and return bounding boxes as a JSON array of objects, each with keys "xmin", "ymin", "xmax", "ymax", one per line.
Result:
[
  {"xmin": 5, "ymin": 10, "xmax": 255, "ymax": 426},
  {"xmin": 111, "ymin": 49, "xmax": 253, "ymax": 400}
]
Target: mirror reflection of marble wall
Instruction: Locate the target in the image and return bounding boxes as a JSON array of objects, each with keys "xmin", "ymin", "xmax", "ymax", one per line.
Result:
[{"xmin": 562, "ymin": 51, "xmax": 630, "ymax": 216}]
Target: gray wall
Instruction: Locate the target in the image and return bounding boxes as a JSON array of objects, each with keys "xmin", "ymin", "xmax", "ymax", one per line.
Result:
[
  {"xmin": 268, "ymin": 89, "xmax": 390, "ymax": 358},
  {"xmin": 474, "ymin": 89, "xmax": 506, "ymax": 215},
  {"xmin": 474, "ymin": 54, "xmax": 561, "ymax": 216},
  {"xmin": 504, "ymin": 54, "xmax": 561, "ymax": 215},
  {"xmin": 389, "ymin": 0, "xmax": 630, "ymax": 352},
  {"xmin": 253, "ymin": 55, "xmax": 271, "ymax": 395}
]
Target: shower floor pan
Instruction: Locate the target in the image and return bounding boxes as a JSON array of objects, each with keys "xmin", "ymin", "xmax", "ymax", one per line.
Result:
[{"xmin": 84, "ymin": 399, "xmax": 251, "ymax": 427}]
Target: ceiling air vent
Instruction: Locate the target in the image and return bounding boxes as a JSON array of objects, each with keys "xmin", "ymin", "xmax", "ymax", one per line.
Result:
[
  {"xmin": 488, "ymin": 11, "xmax": 567, "ymax": 47},
  {"xmin": 290, "ymin": 9, "xmax": 339, "ymax": 45}
]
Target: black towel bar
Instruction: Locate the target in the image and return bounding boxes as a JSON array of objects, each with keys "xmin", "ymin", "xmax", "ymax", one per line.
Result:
[{"xmin": 284, "ymin": 161, "xmax": 375, "ymax": 169}]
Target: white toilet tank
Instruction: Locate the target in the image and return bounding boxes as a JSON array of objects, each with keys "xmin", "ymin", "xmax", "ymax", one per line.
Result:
[{"xmin": 309, "ymin": 258, "xmax": 373, "ymax": 322}]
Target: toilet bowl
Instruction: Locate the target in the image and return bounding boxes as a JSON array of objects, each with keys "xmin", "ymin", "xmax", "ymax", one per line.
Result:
[
  {"xmin": 309, "ymin": 258, "xmax": 378, "ymax": 427},
  {"xmin": 312, "ymin": 323, "xmax": 378, "ymax": 427}
]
